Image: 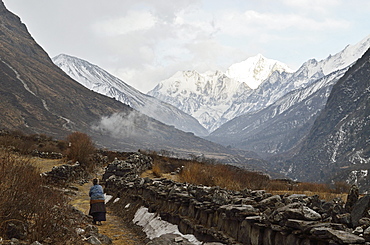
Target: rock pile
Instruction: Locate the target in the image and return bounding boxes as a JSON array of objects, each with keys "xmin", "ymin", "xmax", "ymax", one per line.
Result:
[
  {"xmin": 103, "ymin": 153, "xmax": 370, "ymax": 245},
  {"xmin": 103, "ymin": 153, "xmax": 153, "ymax": 181},
  {"xmin": 43, "ymin": 162, "xmax": 86, "ymax": 184},
  {"xmin": 42, "ymin": 153, "xmax": 109, "ymax": 184},
  {"xmin": 31, "ymin": 150, "xmax": 63, "ymax": 159}
]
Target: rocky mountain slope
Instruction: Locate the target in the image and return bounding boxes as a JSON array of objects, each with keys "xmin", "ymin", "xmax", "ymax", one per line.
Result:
[
  {"xmin": 276, "ymin": 48, "xmax": 370, "ymax": 188},
  {"xmin": 207, "ymin": 68, "xmax": 348, "ymax": 156},
  {"xmin": 52, "ymin": 54, "xmax": 208, "ymax": 136},
  {"xmin": 204, "ymin": 35, "xmax": 370, "ymax": 156},
  {"xmin": 0, "ymin": 1, "xmax": 248, "ymax": 162},
  {"xmin": 217, "ymin": 35, "xmax": 369, "ymax": 132}
]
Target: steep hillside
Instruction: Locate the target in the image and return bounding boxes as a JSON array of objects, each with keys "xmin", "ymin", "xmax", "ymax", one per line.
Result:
[
  {"xmin": 0, "ymin": 2, "xmax": 124, "ymax": 136},
  {"xmin": 0, "ymin": 1, "xmax": 248, "ymax": 162},
  {"xmin": 279, "ymin": 48, "xmax": 370, "ymax": 186},
  {"xmin": 208, "ymin": 68, "xmax": 347, "ymax": 156},
  {"xmin": 52, "ymin": 54, "xmax": 208, "ymax": 136}
]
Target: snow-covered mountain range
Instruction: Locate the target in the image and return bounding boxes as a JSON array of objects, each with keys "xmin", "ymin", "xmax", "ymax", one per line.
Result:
[
  {"xmin": 52, "ymin": 54, "xmax": 209, "ymax": 136},
  {"xmin": 148, "ymin": 54, "xmax": 294, "ymax": 131},
  {"xmin": 148, "ymin": 35, "xmax": 370, "ymax": 133},
  {"xmin": 207, "ymin": 68, "xmax": 348, "ymax": 155},
  {"xmin": 206, "ymin": 35, "xmax": 370, "ymax": 155}
]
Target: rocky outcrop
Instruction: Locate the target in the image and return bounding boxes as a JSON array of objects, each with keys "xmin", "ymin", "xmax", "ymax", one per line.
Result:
[{"xmin": 102, "ymin": 153, "xmax": 370, "ymax": 244}]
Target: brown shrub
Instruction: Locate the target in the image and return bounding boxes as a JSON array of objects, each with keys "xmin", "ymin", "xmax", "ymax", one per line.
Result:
[
  {"xmin": 152, "ymin": 162, "xmax": 162, "ymax": 178},
  {"xmin": 333, "ymin": 181, "xmax": 351, "ymax": 194},
  {"xmin": 66, "ymin": 132, "xmax": 96, "ymax": 169},
  {"xmin": 0, "ymin": 150, "xmax": 78, "ymax": 243}
]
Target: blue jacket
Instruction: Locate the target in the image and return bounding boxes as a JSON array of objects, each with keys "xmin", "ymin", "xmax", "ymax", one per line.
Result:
[{"xmin": 89, "ymin": 184, "xmax": 105, "ymax": 200}]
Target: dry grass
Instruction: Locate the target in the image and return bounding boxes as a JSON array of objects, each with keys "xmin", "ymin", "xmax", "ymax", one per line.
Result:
[
  {"xmin": 0, "ymin": 149, "xmax": 80, "ymax": 243},
  {"xmin": 270, "ymin": 190, "xmax": 348, "ymax": 202},
  {"xmin": 142, "ymin": 151, "xmax": 350, "ymax": 201},
  {"xmin": 0, "ymin": 130, "xmax": 67, "ymax": 155},
  {"xmin": 0, "ymin": 131, "xmax": 101, "ymax": 243},
  {"xmin": 31, "ymin": 158, "xmax": 65, "ymax": 173},
  {"xmin": 179, "ymin": 161, "xmax": 270, "ymax": 190}
]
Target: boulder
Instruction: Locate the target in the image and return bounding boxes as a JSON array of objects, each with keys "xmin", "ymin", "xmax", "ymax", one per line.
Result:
[
  {"xmin": 146, "ymin": 234, "xmax": 194, "ymax": 245},
  {"xmin": 85, "ymin": 235, "xmax": 102, "ymax": 245},
  {"xmin": 259, "ymin": 195, "xmax": 282, "ymax": 208},
  {"xmin": 311, "ymin": 227, "xmax": 365, "ymax": 244},
  {"xmin": 345, "ymin": 184, "xmax": 359, "ymax": 212},
  {"xmin": 351, "ymin": 195, "xmax": 370, "ymax": 227},
  {"xmin": 270, "ymin": 203, "xmax": 321, "ymax": 222}
]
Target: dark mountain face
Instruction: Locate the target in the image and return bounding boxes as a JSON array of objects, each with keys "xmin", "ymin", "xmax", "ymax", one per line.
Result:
[
  {"xmin": 0, "ymin": 1, "xmax": 126, "ymax": 136},
  {"xmin": 0, "ymin": 1, "xmax": 249, "ymax": 162},
  {"xmin": 279, "ymin": 48, "xmax": 370, "ymax": 186},
  {"xmin": 207, "ymin": 69, "xmax": 347, "ymax": 157}
]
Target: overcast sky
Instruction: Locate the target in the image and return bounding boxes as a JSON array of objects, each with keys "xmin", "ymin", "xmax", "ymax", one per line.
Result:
[{"xmin": 3, "ymin": 0, "xmax": 370, "ymax": 93}]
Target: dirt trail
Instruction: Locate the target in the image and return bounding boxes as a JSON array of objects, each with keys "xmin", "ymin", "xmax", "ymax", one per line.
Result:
[
  {"xmin": 70, "ymin": 181, "xmax": 146, "ymax": 245},
  {"xmin": 32, "ymin": 157, "xmax": 147, "ymax": 244}
]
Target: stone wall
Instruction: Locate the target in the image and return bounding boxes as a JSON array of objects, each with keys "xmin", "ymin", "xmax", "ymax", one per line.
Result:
[
  {"xmin": 43, "ymin": 153, "xmax": 108, "ymax": 184},
  {"xmin": 102, "ymin": 153, "xmax": 370, "ymax": 245}
]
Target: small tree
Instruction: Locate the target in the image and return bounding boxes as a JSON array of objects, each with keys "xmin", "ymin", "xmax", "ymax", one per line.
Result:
[{"xmin": 66, "ymin": 132, "xmax": 95, "ymax": 168}]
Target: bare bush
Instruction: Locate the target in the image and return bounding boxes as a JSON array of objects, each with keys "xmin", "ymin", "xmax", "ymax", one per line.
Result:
[
  {"xmin": 0, "ymin": 150, "xmax": 80, "ymax": 243},
  {"xmin": 66, "ymin": 132, "xmax": 96, "ymax": 170},
  {"xmin": 151, "ymin": 162, "xmax": 162, "ymax": 178}
]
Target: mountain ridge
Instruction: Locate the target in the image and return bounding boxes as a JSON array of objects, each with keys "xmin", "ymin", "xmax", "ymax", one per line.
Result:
[
  {"xmin": 52, "ymin": 54, "xmax": 209, "ymax": 136},
  {"xmin": 278, "ymin": 47, "xmax": 370, "ymax": 189},
  {"xmin": 225, "ymin": 53, "xmax": 294, "ymax": 89},
  {"xmin": 207, "ymin": 67, "xmax": 348, "ymax": 156},
  {"xmin": 148, "ymin": 36, "xmax": 370, "ymax": 132}
]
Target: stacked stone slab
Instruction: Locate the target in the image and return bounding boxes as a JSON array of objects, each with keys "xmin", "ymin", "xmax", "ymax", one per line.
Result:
[
  {"xmin": 43, "ymin": 162, "xmax": 85, "ymax": 184},
  {"xmin": 103, "ymin": 153, "xmax": 370, "ymax": 245}
]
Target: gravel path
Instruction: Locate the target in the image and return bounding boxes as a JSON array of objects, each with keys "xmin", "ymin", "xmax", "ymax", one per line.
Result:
[{"xmin": 70, "ymin": 181, "xmax": 147, "ymax": 245}]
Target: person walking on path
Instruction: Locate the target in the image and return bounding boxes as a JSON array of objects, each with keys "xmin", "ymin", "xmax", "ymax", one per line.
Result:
[{"xmin": 89, "ymin": 178, "xmax": 106, "ymax": 225}]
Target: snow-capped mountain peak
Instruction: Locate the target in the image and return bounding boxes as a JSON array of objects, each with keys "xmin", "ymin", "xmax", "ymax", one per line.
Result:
[
  {"xmin": 148, "ymin": 70, "xmax": 250, "ymax": 132},
  {"xmin": 53, "ymin": 54, "xmax": 209, "ymax": 136},
  {"xmin": 148, "ymin": 54, "xmax": 294, "ymax": 131},
  {"xmin": 225, "ymin": 53, "xmax": 294, "ymax": 89}
]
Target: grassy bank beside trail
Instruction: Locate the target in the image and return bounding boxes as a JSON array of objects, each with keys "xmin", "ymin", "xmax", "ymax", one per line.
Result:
[
  {"xmin": 0, "ymin": 149, "xmax": 78, "ymax": 243},
  {"xmin": 145, "ymin": 151, "xmax": 350, "ymax": 202},
  {"xmin": 0, "ymin": 131, "xmax": 97, "ymax": 244}
]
